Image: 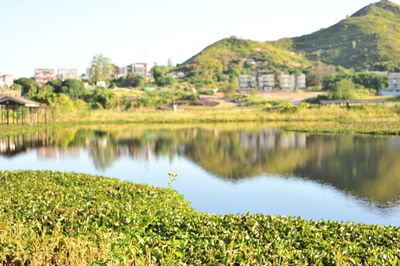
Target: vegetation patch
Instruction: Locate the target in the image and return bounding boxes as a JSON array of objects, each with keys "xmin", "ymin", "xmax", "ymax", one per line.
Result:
[{"xmin": 0, "ymin": 171, "xmax": 399, "ymax": 264}]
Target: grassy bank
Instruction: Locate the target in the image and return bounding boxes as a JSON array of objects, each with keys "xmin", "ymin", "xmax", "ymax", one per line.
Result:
[
  {"xmin": 1, "ymin": 104, "xmax": 400, "ymax": 137},
  {"xmin": 286, "ymin": 121, "xmax": 400, "ymax": 136},
  {"xmin": 0, "ymin": 171, "xmax": 399, "ymax": 264},
  {"xmin": 54, "ymin": 104, "xmax": 400, "ymax": 123}
]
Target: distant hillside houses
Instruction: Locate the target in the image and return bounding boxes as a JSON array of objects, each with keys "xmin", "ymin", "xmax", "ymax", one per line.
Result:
[
  {"xmin": 0, "ymin": 74, "xmax": 19, "ymax": 98},
  {"xmin": 0, "ymin": 74, "xmax": 13, "ymax": 89},
  {"xmin": 239, "ymin": 73, "xmax": 306, "ymax": 93},
  {"xmin": 116, "ymin": 63, "xmax": 149, "ymax": 79},
  {"xmin": 380, "ymin": 72, "xmax": 400, "ymax": 96},
  {"xmin": 35, "ymin": 69, "xmax": 78, "ymax": 86},
  {"xmin": 169, "ymin": 70, "xmax": 187, "ymax": 79}
]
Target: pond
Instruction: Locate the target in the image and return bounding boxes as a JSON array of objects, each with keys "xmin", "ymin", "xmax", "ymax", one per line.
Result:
[{"xmin": 1, "ymin": 124, "xmax": 400, "ymax": 226}]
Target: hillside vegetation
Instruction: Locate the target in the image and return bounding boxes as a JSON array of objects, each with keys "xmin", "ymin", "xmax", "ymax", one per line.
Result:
[
  {"xmin": 175, "ymin": 0, "xmax": 400, "ymax": 87},
  {"xmin": 174, "ymin": 37, "xmax": 312, "ymax": 88},
  {"xmin": 274, "ymin": 0, "xmax": 400, "ymax": 71}
]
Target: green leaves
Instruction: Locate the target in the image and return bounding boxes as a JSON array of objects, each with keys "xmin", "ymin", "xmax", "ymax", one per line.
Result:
[{"xmin": 0, "ymin": 170, "xmax": 399, "ymax": 264}]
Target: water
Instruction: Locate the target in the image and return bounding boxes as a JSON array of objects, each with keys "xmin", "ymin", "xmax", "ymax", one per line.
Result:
[{"xmin": 1, "ymin": 124, "xmax": 400, "ymax": 226}]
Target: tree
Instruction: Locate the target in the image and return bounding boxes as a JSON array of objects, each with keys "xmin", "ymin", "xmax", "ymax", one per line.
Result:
[
  {"xmin": 306, "ymin": 64, "xmax": 337, "ymax": 87},
  {"xmin": 47, "ymin": 79, "xmax": 63, "ymax": 92},
  {"xmin": 89, "ymin": 54, "xmax": 114, "ymax": 82},
  {"xmin": 14, "ymin": 78, "xmax": 39, "ymax": 98},
  {"xmin": 328, "ymin": 79, "xmax": 360, "ymax": 100},
  {"xmin": 35, "ymin": 84, "xmax": 54, "ymax": 102},
  {"xmin": 87, "ymin": 87, "xmax": 116, "ymax": 109},
  {"xmin": 61, "ymin": 79, "xmax": 86, "ymax": 99},
  {"xmin": 152, "ymin": 65, "xmax": 176, "ymax": 86},
  {"xmin": 113, "ymin": 74, "xmax": 146, "ymax": 88},
  {"xmin": 323, "ymin": 72, "xmax": 387, "ymax": 92}
]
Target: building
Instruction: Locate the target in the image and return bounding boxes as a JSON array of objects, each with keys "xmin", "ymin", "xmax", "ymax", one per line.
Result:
[
  {"xmin": 295, "ymin": 73, "xmax": 306, "ymax": 90},
  {"xmin": 117, "ymin": 66, "xmax": 127, "ymax": 78},
  {"xmin": 258, "ymin": 74, "xmax": 275, "ymax": 91},
  {"xmin": 279, "ymin": 74, "xmax": 296, "ymax": 91},
  {"xmin": 127, "ymin": 63, "xmax": 147, "ymax": 78},
  {"xmin": 388, "ymin": 73, "xmax": 400, "ymax": 90},
  {"xmin": 380, "ymin": 72, "xmax": 400, "ymax": 96},
  {"xmin": 169, "ymin": 70, "xmax": 187, "ymax": 79},
  {"xmin": 239, "ymin": 72, "xmax": 306, "ymax": 93},
  {"xmin": 279, "ymin": 73, "xmax": 306, "ymax": 91},
  {"xmin": 35, "ymin": 69, "xmax": 56, "ymax": 85},
  {"xmin": 57, "ymin": 69, "xmax": 78, "ymax": 81},
  {"xmin": 238, "ymin": 75, "xmax": 257, "ymax": 92},
  {"xmin": 0, "ymin": 74, "xmax": 13, "ymax": 89}
]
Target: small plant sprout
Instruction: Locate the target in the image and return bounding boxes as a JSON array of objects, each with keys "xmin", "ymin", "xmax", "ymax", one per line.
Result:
[{"xmin": 167, "ymin": 172, "xmax": 178, "ymax": 189}]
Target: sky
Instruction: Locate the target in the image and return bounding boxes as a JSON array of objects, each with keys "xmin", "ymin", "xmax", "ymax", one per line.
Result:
[{"xmin": 0, "ymin": 0, "xmax": 398, "ymax": 78}]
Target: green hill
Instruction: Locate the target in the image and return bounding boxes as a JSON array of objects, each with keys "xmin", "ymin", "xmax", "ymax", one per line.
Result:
[
  {"xmin": 174, "ymin": 37, "xmax": 312, "ymax": 88},
  {"xmin": 273, "ymin": 0, "xmax": 400, "ymax": 71},
  {"xmin": 174, "ymin": 0, "xmax": 400, "ymax": 88}
]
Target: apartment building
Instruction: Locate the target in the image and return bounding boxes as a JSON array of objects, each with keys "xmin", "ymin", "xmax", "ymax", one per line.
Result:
[
  {"xmin": 239, "ymin": 73, "xmax": 306, "ymax": 92},
  {"xmin": 0, "ymin": 74, "xmax": 14, "ymax": 89},
  {"xmin": 57, "ymin": 69, "xmax": 78, "ymax": 81},
  {"xmin": 117, "ymin": 66, "xmax": 127, "ymax": 78},
  {"xmin": 388, "ymin": 73, "xmax": 400, "ymax": 90},
  {"xmin": 239, "ymin": 75, "xmax": 257, "ymax": 92},
  {"xmin": 279, "ymin": 74, "xmax": 306, "ymax": 91},
  {"xmin": 258, "ymin": 74, "xmax": 275, "ymax": 91},
  {"xmin": 127, "ymin": 63, "xmax": 147, "ymax": 78},
  {"xmin": 295, "ymin": 73, "xmax": 306, "ymax": 90},
  {"xmin": 279, "ymin": 74, "xmax": 296, "ymax": 91},
  {"xmin": 35, "ymin": 69, "xmax": 56, "ymax": 86},
  {"xmin": 380, "ymin": 72, "xmax": 400, "ymax": 95}
]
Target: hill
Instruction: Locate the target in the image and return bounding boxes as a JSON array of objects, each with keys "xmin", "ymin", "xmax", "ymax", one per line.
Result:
[
  {"xmin": 273, "ymin": 0, "xmax": 400, "ymax": 71},
  {"xmin": 173, "ymin": 37, "xmax": 312, "ymax": 89}
]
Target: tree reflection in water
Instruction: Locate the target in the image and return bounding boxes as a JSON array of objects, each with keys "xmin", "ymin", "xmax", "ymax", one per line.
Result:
[{"xmin": 1, "ymin": 127, "xmax": 400, "ymax": 207}]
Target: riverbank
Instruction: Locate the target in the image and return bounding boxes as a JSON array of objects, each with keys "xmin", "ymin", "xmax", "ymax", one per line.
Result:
[
  {"xmin": 1, "ymin": 171, "xmax": 398, "ymax": 264},
  {"xmin": 1, "ymin": 104, "xmax": 400, "ymax": 137}
]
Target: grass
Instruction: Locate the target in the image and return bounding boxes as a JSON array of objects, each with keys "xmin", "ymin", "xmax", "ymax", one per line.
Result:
[
  {"xmin": 286, "ymin": 120, "xmax": 400, "ymax": 136},
  {"xmin": 0, "ymin": 171, "xmax": 399, "ymax": 264},
  {"xmin": 1, "ymin": 103, "xmax": 400, "ymax": 137}
]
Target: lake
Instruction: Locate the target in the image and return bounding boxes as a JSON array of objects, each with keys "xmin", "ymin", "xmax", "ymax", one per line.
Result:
[{"xmin": 1, "ymin": 124, "xmax": 400, "ymax": 226}]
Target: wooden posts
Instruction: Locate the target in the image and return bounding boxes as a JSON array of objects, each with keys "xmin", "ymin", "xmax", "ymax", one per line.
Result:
[
  {"xmin": 0, "ymin": 105, "xmax": 54, "ymax": 125},
  {"xmin": 0, "ymin": 97, "xmax": 53, "ymax": 125}
]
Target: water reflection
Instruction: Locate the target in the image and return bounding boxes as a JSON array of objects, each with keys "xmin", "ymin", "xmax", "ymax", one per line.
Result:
[{"xmin": 1, "ymin": 127, "xmax": 400, "ymax": 209}]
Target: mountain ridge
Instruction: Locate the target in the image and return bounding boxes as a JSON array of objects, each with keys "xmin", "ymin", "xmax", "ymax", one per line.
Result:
[
  {"xmin": 272, "ymin": 0, "xmax": 400, "ymax": 70},
  {"xmin": 175, "ymin": 0, "xmax": 400, "ymax": 88}
]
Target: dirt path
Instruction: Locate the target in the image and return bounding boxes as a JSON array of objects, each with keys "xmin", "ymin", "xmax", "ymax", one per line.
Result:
[{"xmin": 198, "ymin": 94, "xmax": 237, "ymax": 107}]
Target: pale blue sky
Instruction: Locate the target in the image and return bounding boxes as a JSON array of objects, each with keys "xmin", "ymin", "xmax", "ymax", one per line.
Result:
[{"xmin": 0, "ymin": 0, "xmax": 396, "ymax": 77}]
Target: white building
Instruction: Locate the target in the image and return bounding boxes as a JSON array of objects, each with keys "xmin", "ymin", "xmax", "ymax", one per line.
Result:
[
  {"xmin": 127, "ymin": 63, "xmax": 147, "ymax": 79},
  {"xmin": 169, "ymin": 70, "xmax": 187, "ymax": 79},
  {"xmin": 0, "ymin": 74, "xmax": 14, "ymax": 89},
  {"xmin": 279, "ymin": 73, "xmax": 306, "ymax": 91},
  {"xmin": 380, "ymin": 72, "xmax": 400, "ymax": 96},
  {"xmin": 117, "ymin": 66, "xmax": 127, "ymax": 78},
  {"xmin": 295, "ymin": 74, "xmax": 306, "ymax": 90},
  {"xmin": 238, "ymin": 73, "xmax": 306, "ymax": 93},
  {"xmin": 258, "ymin": 74, "xmax": 275, "ymax": 91},
  {"xmin": 57, "ymin": 69, "xmax": 78, "ymax": 81},
  {"xmin": 279, "ymin": 74, "xmax": 296, "ymax": 91},
  {"xmin": 239, "ymin": 75, "xmax": 257, "ymax": 92}
]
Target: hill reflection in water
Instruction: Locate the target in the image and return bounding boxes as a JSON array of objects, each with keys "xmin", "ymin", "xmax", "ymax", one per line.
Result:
[{"xmin": 1, "ymin": 126, "xmax": 400, "ymax": 209}]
